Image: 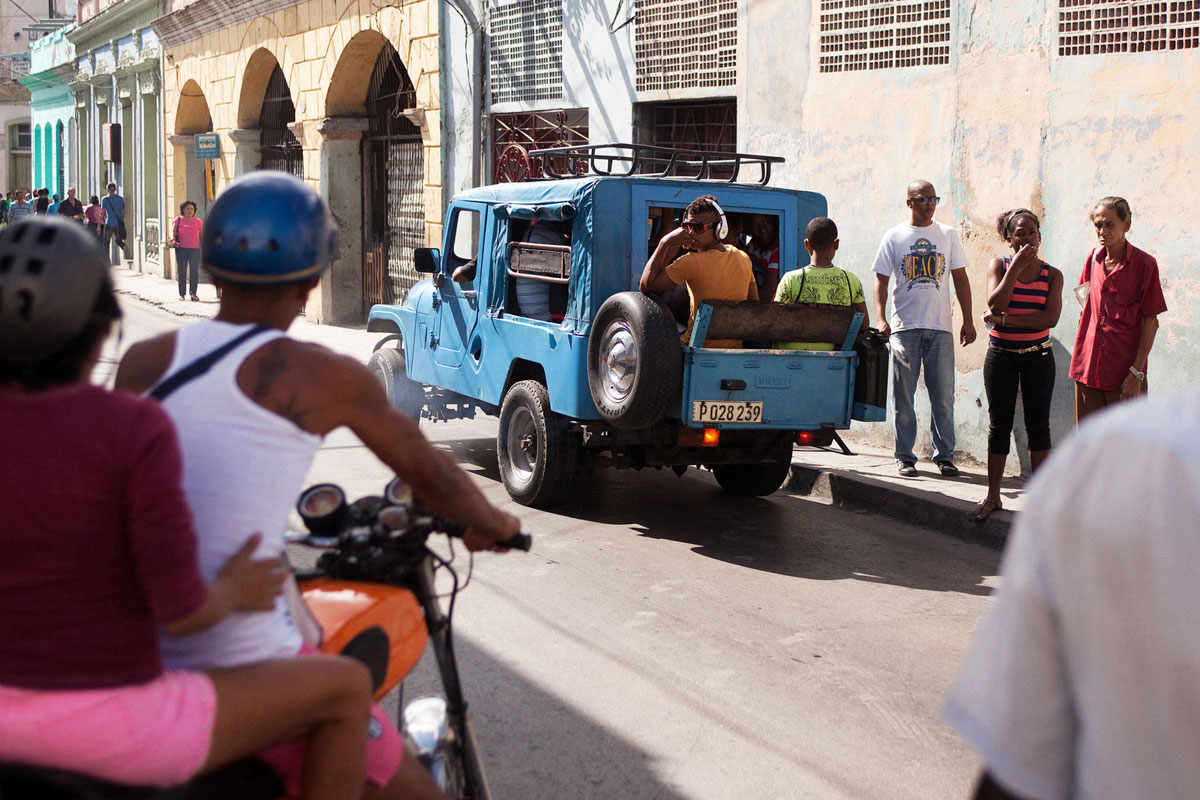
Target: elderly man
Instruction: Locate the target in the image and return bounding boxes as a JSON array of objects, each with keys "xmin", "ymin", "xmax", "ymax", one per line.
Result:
[{"xmin": 58, "ymin": 187, "xmax": 85, "ymax": 221}]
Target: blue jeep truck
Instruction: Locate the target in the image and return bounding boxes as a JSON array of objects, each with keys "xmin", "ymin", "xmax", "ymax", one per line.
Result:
[{"xmin": 366, "ymin": 145, "xmax": 886, "ymax": 506}]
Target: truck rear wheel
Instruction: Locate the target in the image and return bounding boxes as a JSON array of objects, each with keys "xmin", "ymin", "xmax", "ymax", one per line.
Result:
[
  {"xmin": 587, "ymin": 292, "xmax": 681, "ymax": 429},
  {"xmin": 712, "ymin": 458, "xmax": 792, "ymax": 497},
  {"xmin": 368, "ymin": 346, "xmax": 424, "ymax": 423},
  {"xmin": 497, "ymin": 380, "xmax": 580, "ymax": 506}
]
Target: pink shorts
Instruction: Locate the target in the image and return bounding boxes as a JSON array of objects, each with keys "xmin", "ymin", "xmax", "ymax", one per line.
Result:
[
  {"xmin": 259, "ymin": 646, "xmax": 403, "ymax": 797},
  {"xmin": 0, "ymin": 671, "xmax": 217, "ymax": 788},
  {"xmin": 260, "ymin": 703, "xmax": 403, "ymax": 797}
]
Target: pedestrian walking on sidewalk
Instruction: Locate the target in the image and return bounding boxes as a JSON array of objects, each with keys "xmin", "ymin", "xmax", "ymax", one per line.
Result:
[
  {"xmin": 973, "ymin": 209, "xmax": 1063, "ymax": 522},
  {"xmin": 100, "ymin": 183, "xmax": 126, "ymax": 264},
  {"xmin": 8, "ymin": 190, "xmax": 32, "ymax": 223},
  {"xmin": 85, "ymin": 195, "xmax": 103, "ymax": 237},
  {"xmin": 872, "ymin": 180, "xmax": 975, "ymax": 478},
  {"xmin": 1069, "ymin": 196, "xmax": 1166, "ymax": 423},
  {"xmin": 59, "ymin": 188, "xmax": 84, "ymax": 222},
  {"xmin": 170, "ymin": 200, "xmax": 203, "ymax": 301}
]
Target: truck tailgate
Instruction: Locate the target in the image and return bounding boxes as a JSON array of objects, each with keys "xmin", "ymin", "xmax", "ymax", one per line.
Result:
[{"xmin": 678, "ymin": 348, "xmax": 856, "ymax": 430}]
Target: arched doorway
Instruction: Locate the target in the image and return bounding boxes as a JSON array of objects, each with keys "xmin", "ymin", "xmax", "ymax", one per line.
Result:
[
  {"xmin": 363, "ymin": 43, "xmax": 423, "ymax": 311},
  {"xmin": 175, "ymin": 80, "xmax": 215, "ymax": 218},
  {"xmin": 259, "ymin": 65, "xmax": 302, "ymax": 176}
]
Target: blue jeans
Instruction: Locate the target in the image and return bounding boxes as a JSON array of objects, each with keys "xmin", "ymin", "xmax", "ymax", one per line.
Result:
[
  {"xmin": 890, "ymin": 328, "xmax": 956, "ymax": 464},
  {"xmin": 176, "ymin": 248, "xmax": 200, "ymax": 296}
]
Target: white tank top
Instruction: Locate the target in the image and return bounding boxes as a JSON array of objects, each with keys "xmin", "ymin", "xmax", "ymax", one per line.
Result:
[{"xmin": 156, "ymin": 320, "xmax": 322, "ymax": 670}]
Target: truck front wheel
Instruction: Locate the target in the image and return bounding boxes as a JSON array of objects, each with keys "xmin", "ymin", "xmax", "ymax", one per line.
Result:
[
  {"xmin": 497, "ymin": 380, "xmax": 580, "ymax": 506},
  {"xmin": 712, "ymin": 457, "xmax": 792, "ymax": 497},
  {"xmin": 368, "ymin": 346, "xmax": 424, "ymax": 423}
]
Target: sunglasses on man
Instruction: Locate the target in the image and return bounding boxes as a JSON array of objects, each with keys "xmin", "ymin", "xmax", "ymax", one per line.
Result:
[
  {"xmin": 909, "ymin": 196, "xmax": 940, "ymax": 206},
  {"xmin": 681, "ymin": 220, "xmax": 718, "ymax": 232}
]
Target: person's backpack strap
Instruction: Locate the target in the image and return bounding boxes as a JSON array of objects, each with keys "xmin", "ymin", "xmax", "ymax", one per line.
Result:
[{"xmin": 149, "ymin": 324, "xmax": 273, "ymax": 402}]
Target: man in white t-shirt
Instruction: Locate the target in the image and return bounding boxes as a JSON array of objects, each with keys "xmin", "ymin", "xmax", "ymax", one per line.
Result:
[
  {"xmin": 944, "ymin": 389, "xmax": 1200, "ymax": 800},
  {"xmin": 872, "ymin": 180, "xmax": 974, "ymax": 477}
]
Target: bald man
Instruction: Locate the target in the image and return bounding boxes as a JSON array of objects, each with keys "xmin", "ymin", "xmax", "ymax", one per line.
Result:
[{"xmin": 872, "ymin": 180, "xmax": 974, "ymax": 478}]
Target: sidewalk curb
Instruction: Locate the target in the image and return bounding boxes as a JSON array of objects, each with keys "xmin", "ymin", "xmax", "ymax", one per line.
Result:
[
  {"xmin": 785, "ymin": 464, "xmax": 1011, "ymax": 550},
  {"xmin": 114, "ymin": 287, "xmax": 212, "ymax": 320}
]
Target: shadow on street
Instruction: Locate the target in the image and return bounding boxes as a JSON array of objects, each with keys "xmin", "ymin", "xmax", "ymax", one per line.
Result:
[
  {"xmin": 439, "ymin": 436, "xmax": 998, "ymax": 597},
  {"xmin": 401, "ymin": 636, "xmax": 691, "ymax": 800}
]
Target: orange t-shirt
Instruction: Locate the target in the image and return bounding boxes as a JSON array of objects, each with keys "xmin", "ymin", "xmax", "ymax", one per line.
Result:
[{"xmin": 665, "ymin": 247, "xmax": 755, "ymax": 347}]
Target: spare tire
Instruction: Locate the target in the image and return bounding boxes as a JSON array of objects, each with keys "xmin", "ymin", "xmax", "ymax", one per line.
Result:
[{"xmin": 587, "ymin": 292, "xmax": 682, "ymax": 428}]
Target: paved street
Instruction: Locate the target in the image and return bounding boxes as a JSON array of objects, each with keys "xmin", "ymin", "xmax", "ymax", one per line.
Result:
[{"xmin": 107, "ymin": 286, "xmax": 998, "ymax": 800}]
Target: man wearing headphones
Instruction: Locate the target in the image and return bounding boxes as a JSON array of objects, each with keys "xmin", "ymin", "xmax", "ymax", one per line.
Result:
[{"xmin": 640, "ymin": 194, "xmax": 758, "ymax": 348}]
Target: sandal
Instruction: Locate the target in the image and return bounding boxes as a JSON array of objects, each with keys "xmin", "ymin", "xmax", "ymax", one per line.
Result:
[
  {"xmin": 972, "ymin": 497, "xmax": 1002, "ymax": 522},
  {"xmin": 189, "ymin": 294, "xmax": 200, "ymax": 302}
]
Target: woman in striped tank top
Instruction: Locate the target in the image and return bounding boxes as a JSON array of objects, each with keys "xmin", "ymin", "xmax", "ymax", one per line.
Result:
[{"xmin": 973, "ymin": 209, "xmax": 1064, "ymax": 521}]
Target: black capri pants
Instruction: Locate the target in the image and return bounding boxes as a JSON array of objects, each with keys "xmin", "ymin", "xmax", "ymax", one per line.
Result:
[{"xmin": 983, "ymin": 344, "xmax": 1055, "ymax": 455}]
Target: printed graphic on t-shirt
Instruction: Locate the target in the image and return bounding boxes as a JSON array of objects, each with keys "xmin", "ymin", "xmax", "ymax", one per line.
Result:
[
  {"xmin": 902, "ymin": 238, "xmax": 946, "ymax": 290},
  {"xmin": 777, "ymin": 269, "xmax": 860, "ymax": 307}
]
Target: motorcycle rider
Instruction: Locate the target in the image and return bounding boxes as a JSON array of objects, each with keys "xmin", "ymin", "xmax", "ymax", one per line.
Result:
[
  {"xmin": 115, "ymin": 172, "xmax": 522, "ymax": 800},
  {"xmin": 0, "ymin": 216, "xmax": 375, "ymax": 798}
]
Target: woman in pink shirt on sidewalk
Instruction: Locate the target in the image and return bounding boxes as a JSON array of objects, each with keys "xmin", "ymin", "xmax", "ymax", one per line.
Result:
[{"xmin": 170, "ymin": 199, "xmax": 204, "ymax": 301}]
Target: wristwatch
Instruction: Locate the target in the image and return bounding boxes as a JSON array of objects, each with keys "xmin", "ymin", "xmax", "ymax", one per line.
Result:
[{"xmin": 1129, "ymin": 365, "xmax": 1146, "ymax": 382}]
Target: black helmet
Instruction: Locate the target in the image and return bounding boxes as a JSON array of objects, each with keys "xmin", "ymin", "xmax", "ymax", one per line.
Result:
[
  {"xmin": 0, "ymin": 217, "xmax": 112, "ymax": 362},
  {"xmin": 201, "ymin": 171, "xmax": 338, "ymax": 285}
]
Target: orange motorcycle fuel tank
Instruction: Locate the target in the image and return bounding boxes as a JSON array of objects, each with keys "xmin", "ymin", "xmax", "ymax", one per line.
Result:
[{"xmin": 299, "ymin": 577, "xmax": 428, "ymax": 701}]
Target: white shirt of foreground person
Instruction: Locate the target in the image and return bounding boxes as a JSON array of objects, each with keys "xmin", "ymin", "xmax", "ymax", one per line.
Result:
[{"xmin": 944, "ymin": 388, "xmax": 1200, "ymax": 800}]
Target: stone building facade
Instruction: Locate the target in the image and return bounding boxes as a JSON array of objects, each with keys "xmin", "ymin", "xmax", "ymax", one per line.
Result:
[
  {"xmin": 69, "ymin": 0, "xmax": 166, "ymax": 273},
  {"xmin": 151, "ymin": 0, "xmax": 442, "ymax": 324}
]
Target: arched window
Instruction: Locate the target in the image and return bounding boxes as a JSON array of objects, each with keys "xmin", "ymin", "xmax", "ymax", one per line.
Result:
[{"xmin": 259, "ymin": 65, "xmax": 302, "ymax": 177}]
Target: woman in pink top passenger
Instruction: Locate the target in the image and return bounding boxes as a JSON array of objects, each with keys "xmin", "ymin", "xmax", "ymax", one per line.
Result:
[{"xmin": 170, "ymin": 199, "xmax": 204, "ymax": 301}]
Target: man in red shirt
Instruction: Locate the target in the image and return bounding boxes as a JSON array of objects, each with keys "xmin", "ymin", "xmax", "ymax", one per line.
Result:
[{"xmin": 1069, "ymin": 197, "xmax": 1167, "ymax": 423}]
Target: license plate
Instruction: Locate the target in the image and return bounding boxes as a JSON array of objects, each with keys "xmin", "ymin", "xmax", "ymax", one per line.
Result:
[{"xmin": 692, "ymin": 400, "xmax": 763, "ymax": 424}]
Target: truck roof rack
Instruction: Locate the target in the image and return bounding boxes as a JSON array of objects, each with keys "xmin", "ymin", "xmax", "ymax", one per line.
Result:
[{"xmin": 527, "ymin": 143, "xmax": 785, "ymax": 186}]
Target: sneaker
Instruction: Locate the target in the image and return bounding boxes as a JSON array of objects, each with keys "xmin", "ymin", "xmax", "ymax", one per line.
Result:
[
  {"xmin": 937, "ymin": 461, "xmax": 960, "ymax": 477},
  {"xmin": 897, "ymin": 461, "xmax": 917, "ymax": 477}
]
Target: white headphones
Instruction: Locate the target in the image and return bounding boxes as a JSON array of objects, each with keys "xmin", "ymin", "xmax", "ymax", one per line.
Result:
[{"xmin": 708, "ymin": 199, "xmax": 730, "ymax": 240}]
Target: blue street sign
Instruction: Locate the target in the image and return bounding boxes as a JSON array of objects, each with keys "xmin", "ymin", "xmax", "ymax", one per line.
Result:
[{"xmin": 194, "ymin": 133, "xmax": 220, "ymax": 160}]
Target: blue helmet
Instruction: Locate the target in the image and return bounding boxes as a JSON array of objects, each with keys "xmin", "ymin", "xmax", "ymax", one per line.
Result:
[{"xmin": 201, "ymin": 171, "xmax": 338, "ymax": 285}]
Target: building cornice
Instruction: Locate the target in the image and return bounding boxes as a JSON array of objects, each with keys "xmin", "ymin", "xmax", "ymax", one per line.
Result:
[
  {"xmin": 151, "ymin": 0, "xmax": 303, "ymax": 48},
  {"xmin": 69, "ymin": 0, "xmax": 163, "ymax": 51}
]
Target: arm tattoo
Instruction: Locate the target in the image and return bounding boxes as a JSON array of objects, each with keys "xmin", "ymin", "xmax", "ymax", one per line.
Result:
[{"xmin": 251, "ymin": 347, "xmax": 313, "ymax": 430}]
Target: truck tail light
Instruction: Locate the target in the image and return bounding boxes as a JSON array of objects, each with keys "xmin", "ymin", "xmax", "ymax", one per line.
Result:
[{"xmin": 678, "ymin": 427, "xmax": 721, "ymax": 447}]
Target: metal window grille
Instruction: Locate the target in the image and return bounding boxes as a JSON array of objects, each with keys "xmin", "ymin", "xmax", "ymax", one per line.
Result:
[
  {"xmin": 634, "ymin": 99, "xmax": 738, "ymax": 177},
  {"xmin": 635, "ymin": 0, "xmax": 738, "ymax": 92},
  {"xmin": 1058, "ymin": 0, "xmax": 1199, "ymax": 54},
  {"xmin": 259, "ymin": 65, "xmax": 303, "ymax": 178},
  {"xmin": 364, "ymin": 46, "xmax": 424, "ymax": 312},
  {"xmin": 819, "ymin": 0, "xmax": 950, "ymax": 73},
  {"xmin": 489, "ymin": 0, "xmax": 564, "ymax": 104},
  {"xmin": 492, "ymin": 108, "xmax": 589, "ymax": 182}
]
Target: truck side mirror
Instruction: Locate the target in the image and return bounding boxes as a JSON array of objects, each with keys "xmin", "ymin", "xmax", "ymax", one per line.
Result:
[{"xmin": 414, "ymin": 248, "xmax": 441, "ymax": 274}]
